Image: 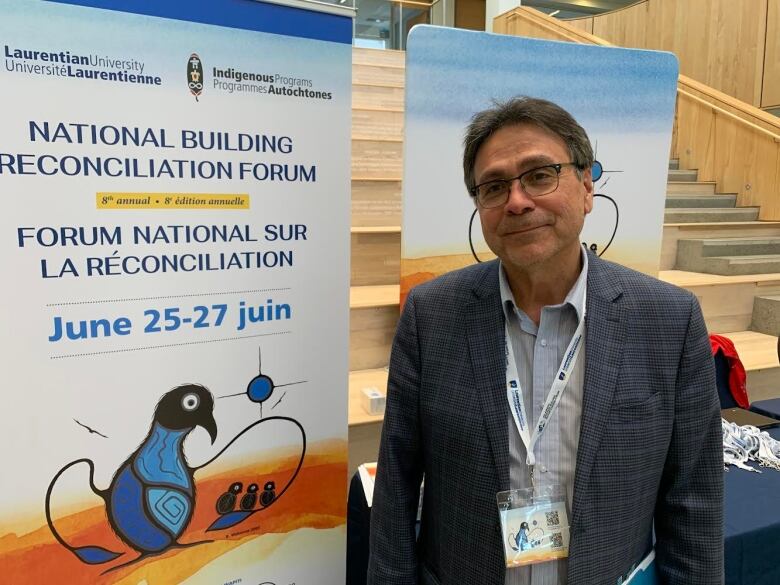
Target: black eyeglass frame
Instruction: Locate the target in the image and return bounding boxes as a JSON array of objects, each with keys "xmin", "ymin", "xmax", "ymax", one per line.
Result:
[{"xmin": 470, "ymin": 162, "xmax": 583, "ymax": 208}]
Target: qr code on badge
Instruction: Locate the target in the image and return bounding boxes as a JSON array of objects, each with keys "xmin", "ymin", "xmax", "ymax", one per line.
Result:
[
  {"xmin": 545, "ymin": 510, "xmax": 560, "ymax": 526},
  {"xmin": 551, "ymin": 532, "xmax": 563, "ymax": 548}
]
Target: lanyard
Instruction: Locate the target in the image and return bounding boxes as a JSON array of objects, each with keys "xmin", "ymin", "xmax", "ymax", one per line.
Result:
[{"xmin": 505, "ymin": 296, "xmax": 585, "ymax": 486}]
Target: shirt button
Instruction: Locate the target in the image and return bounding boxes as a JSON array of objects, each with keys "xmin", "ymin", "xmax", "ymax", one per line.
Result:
[
  {"xmin": 540, "ymin": 466, "xmax": 548, "ymax": 473},
  {"xmin": 540, "ymin": 340, "xmax": 548, "ymax": 347}
]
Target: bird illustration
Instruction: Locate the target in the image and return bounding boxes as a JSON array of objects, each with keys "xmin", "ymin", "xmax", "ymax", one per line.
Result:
[
  {"xmin": 74, "ymin": 419, "xmax": 109, "ymax": 439},
  {"xmin": 46, "ymin": 384, "xmax": 218, "ymax": 568},
  {"xmin": 216, "ymin": 482, "xmax": 244, "ymax": 515},
  {"xmin": 240, "ymin": 483, "xmax": 259, "ymax": 511},
  {"xmin": 260, "ymin": 481, "xmax": 276, "ymax": 507},
  {"xmin": 46, "ymin": 382, "xmax": 307, "ymax": 571},
  {"xmin": 272, "ymin": 392, "xmax": 286, "ymax": 410}
]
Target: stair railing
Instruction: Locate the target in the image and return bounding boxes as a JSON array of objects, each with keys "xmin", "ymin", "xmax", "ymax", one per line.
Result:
[{"xmin": 494, "ymin": 6, "xmax": 780, "ymax": 220}]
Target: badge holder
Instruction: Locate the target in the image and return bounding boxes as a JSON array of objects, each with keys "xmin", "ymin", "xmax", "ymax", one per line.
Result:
[{"xmin": 496, "ymin": 484, "xmax": 570, "ymax": 569}]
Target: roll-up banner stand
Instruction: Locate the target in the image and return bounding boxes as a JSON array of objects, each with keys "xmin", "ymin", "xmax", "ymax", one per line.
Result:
[{"xmin": 0, "ymin": 1, "xmax": 353, "ymax": 583}]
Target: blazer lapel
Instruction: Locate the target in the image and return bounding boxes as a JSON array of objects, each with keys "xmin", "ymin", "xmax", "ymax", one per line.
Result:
[
  {"xmin": 465, "ymin": 261, "xmax": 510, "ymax": 491},
  {"xmin": 570, "ymin": 254, "xmax": 626, "ymax": 529}
]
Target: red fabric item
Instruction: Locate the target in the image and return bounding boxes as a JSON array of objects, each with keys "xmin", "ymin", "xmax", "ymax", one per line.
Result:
[{"xmin": 709, "ymin": 334, "xmax": 749, "ymax": 408}]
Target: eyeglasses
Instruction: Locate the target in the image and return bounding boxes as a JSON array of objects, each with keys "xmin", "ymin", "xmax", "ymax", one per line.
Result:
[{"xmin": 471, "ymin": 162, "xmax": 581, "ymax": 209}]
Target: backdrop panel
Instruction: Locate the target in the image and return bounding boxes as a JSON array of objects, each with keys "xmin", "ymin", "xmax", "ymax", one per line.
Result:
[
  {"xmin": 401, "ymin": 26, "xmax": 678, "ymax": 303},
  {"xmin": 0, "ymin": 1, "xmax": 351, "ymax": 583}
]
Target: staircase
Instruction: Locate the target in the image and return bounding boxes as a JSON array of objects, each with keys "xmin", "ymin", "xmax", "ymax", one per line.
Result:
[
  {"xmin": 667, "ymin": 165, "xmax": 780, "ymax": 276},
  {"xmin": 659, "ymin": 162, "xmax": 780, "ymax": 398},
  {"xmin": 347, "ymin": 48, "xmax": 780, "ymax": 474}
]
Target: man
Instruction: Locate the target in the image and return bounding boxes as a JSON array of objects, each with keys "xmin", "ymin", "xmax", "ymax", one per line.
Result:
[{"xmin": 367, "ymin": 97, "xmax": 723, "ymax": 585}]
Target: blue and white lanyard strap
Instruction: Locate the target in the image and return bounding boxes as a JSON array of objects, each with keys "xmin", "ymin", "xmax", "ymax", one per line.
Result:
[{"xmin": 505, "ymin": 300, "xmax": 586, "ymax": 486}]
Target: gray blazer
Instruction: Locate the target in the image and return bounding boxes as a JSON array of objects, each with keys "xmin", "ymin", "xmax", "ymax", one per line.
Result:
[{"xmin": 368, "ymin": 253, "xmax": 723, "ymax": 585}]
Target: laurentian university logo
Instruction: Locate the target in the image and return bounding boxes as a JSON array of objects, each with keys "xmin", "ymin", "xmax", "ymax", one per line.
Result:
[{"xmin": 188, "ymin": 53, "xmax": 203, "ymax": 101}]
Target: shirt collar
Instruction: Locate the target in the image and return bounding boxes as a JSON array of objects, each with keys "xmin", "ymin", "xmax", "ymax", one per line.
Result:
[{"xmin": 498, "ymin": 246, "xmax": 589, "ymax": 322}]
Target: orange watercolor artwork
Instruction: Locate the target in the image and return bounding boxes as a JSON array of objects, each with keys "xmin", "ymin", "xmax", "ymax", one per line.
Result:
[
  {"xmin": 0, "ymin": 442, "xmax": 347, "ymax": 584},
  {"xmin": 400, "ymin": 252, "xmax": 494, "ymax": 307}
]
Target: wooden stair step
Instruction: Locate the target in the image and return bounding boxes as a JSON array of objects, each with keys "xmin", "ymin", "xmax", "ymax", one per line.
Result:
[
  {"xmin": 352, "ymin": 47, "xmax": 405, "ymax": 68},
  {"xmin": 728, "ymin": 331, "xmax": 780, "ymax": 401},
  {"xmin": 352, "ymin": 64, "xmax": 405, "ymax": 86},
  {"xmin": 349, "ymin": 285, "xmax": 399, "ymax": 371},
  {"xmin": 350, "ymin": 284, "xmax": 399, "ymax": 308},
  {"xmin": 665, "ymin": 194, "xmax": 737, "ymax": 208},
  {"xmin": 352, "ymin": 139, "xmax": 403, "ymax": 178},
  {"xmin": 351, "ymin": 230, "xmax": 401, "ymax": 286},
  {"xmin": 661, "ymin": 222, "xmax": 780, "ymax": 270},
  {"xmin": 352, "ymin": 83, "xmax": 405, "ymax": 109},
  {"xmin": 659, "ymin": 270, "xmax": 780, "ymax": 335},
  {"xmin": 666, "ymin": 181, "xmax": 717, "ymax": 194},
  {"xmin": 667, "ymin": 169, "xmax": 699, "ymax": 181},
  {"xmin": 352, "ymin": 107, "xmax": 404, "ymax": 139},
  {"xmin": 351, "ymin": 178, "xmax": 402, "ymax": 228},
  {"xmin": 351, "ymin": 226, "xmax": 402, "ymax": 234},
  {"xmin": 664, "ymin": 208, "xmax": 760, "ymax": 223},
  {"xmin": 697, "ymin": 254, "xmax": 780, "ymax": 276},
  {"xmin": 660, "ymin": 270, "xmax": 780, "ymax": 288}
]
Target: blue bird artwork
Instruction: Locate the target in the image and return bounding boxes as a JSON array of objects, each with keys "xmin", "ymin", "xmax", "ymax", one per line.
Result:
[{"xmin": 45, "ymin": 372, "xmax": 306, "ymax": 574}]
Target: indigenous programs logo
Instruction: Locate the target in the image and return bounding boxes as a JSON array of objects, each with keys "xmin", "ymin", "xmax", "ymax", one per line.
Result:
[{"xmin": 188, "ymin": 52, "xmax": 203, "ymax": 101}]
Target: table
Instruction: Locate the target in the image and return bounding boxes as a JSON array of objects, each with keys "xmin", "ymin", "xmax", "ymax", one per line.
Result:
[
  {"xmin": 724, "ymin": 426, "xmax": 780, "ymax": 585},
  {"xmin": 347, "ymin": 427, "xmax": 780, "ymax": 585},
  {"xmin": 750, "ymin": 398, "xmax": 780, "ymax": 420}
]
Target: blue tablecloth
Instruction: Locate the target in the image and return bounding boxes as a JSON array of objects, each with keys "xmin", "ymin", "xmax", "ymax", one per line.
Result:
[
  {"xmin": 750, "ymin": 398, "xmax": 780, "ymax": 420},
  {"xmin": 725, "ymin": 427, "xmax": 780, "ymax": 585}
]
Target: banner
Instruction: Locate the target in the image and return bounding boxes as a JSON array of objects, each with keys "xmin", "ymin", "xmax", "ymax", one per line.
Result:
[
  {"xmin": 401, "ymin": 26, "xmax": 678, "ymax": 302},
  {"xmin": 0, "ymin": 1, "xmax": 352, "ymax": 583}
]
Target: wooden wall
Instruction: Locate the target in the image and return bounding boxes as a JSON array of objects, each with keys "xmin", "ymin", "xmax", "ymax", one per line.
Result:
[
  {"xmin": 493, "ymin": 6, "xmax": 780, "ymax": 220},
  {"xmin": 566, "ymin": 17, "xmax": 593, "ymax": 34},
  {"xmin": 764, "ymin": 0, "xmax": 780, "ymax": 108},
  {"xmin": 494, "ymin": 9, "xmax": 584, "ymax": 41},
  {"xmin": 564, "ymin": 0, "xmax": 777, "ymax": 110},
  {"xmin": 675, "ymin": 81, "xmax": 780, "ymax": 220},
  {"xmin": 455, "ymin": 0, "xmax": 486, "ymax": 31}
]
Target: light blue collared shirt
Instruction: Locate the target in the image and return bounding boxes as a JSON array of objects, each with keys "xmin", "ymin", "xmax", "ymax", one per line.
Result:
[{"xmin": 501, "ymin": 248, "xmax": 588, "ymax": 585}]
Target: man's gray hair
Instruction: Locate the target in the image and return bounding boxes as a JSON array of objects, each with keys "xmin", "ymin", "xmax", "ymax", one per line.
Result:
[{"xmin": 463, "ymin": 96, "xmax": 595, "ymax": 195}]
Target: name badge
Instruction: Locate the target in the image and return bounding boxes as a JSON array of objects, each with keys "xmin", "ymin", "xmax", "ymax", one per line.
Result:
[{"xmin": 497, "ymin": 484, "xmax": 570, "ymax": 568}]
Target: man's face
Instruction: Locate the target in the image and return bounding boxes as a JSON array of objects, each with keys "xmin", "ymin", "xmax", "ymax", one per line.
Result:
[{"xmin": 473, "ymin": 122, "xmax": 593, "ymax": 272}]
